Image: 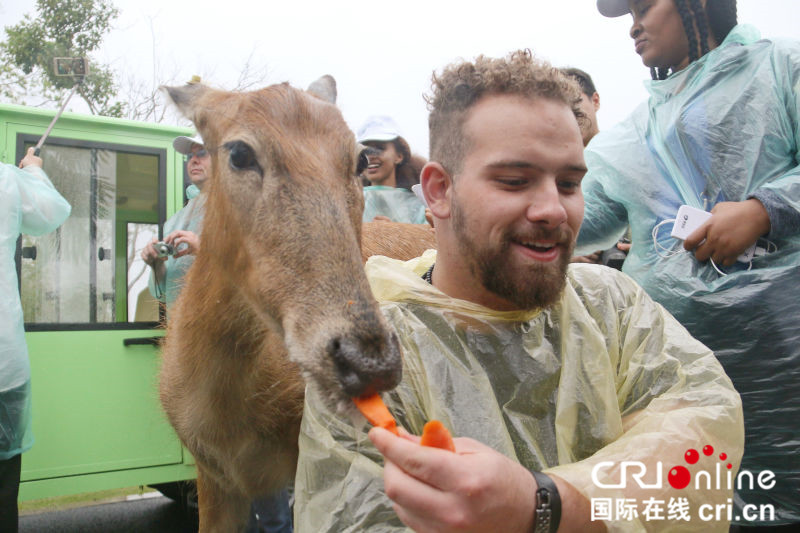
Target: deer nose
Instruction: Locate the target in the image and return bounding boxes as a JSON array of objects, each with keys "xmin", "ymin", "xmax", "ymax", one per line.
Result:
[{"xmin": 328, "ymin": 330, "xmax": 403, "ymax": 398}]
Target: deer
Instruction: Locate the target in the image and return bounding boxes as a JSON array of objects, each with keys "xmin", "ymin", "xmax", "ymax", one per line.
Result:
[{"xmin": 158, "ymin": 76, "xmax": 435, "ymax": 532}]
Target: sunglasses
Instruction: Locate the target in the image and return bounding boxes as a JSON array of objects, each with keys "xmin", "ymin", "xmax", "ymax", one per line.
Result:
[{"xmin": 185, "ymin": 149, "xmax": 209, "ymax": 161}]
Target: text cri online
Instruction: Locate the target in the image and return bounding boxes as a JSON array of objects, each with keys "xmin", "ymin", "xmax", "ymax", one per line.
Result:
[
  {"xmin": 699, "ymin": 501, "xmax": 775, "ymax": 522},
  {"xmin": 590, "ymin": 461, "xmax": 777, "ymax": 522},
  {"xmin": 590, "ymin": 498, "xmax": 776, "ymax": 523}
]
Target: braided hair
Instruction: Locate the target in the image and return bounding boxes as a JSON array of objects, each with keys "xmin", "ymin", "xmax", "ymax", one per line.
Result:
[
  {"xmin": 676, "ymin": 0, "xmax": 702, "ymax": 62},
  {"xmin": 706, "ymin": 0, "xmax": 738, "ymax": 44},
  {"xmin": 650, "ymin": 0, "xmax": 738, "ymax": 81}
]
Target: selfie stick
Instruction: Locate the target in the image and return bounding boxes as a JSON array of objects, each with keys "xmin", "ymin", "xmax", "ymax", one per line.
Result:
[{"xmin": 34, "ymin": 57, "xmax": 88, "ymax": 156}]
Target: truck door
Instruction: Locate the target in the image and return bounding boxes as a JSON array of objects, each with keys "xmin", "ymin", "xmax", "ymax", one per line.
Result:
[{"xmin": 14, "ymin": 133, "xmax": 193, "ymax": 498}]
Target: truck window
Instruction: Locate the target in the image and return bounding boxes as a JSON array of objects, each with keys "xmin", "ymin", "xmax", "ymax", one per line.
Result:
[{"xmin": 18, "ymin": 138, "xmax": 165, "ymax": 328}]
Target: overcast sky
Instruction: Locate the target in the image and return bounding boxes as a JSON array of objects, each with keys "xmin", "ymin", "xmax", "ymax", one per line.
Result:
[{"xmin": 2, "ymin": 0, "xmax": 799, "ymax": 155}]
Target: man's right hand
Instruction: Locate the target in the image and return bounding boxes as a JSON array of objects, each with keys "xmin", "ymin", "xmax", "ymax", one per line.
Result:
[
  {"xmin": 369, "ymin": 427, "xmax": 537, "ymax": 533},
  {"xmin": 571, "ymin": 250, "xmax": 603, "ymax": 264},
  {"xmin": 370, "ymin": 427, "xmax": 606, "ymax": 533}
]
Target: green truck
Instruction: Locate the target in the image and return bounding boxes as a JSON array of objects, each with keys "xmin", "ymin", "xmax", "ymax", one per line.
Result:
[{"xmin": 1, "ymin": 102, "xmax": 197, "ymax": 503}]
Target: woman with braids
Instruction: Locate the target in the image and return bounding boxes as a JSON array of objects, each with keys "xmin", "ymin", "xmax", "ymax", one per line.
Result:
[{"xmin": 578, "ymin": 0, "xmax": 800, "ymax": 528}]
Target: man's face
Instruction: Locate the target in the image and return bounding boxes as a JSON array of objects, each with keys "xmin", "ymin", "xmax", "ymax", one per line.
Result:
[
  {"xmin": 577, "ymin": 91, "xmax": 600, "ymax": 146},
  {"xmin": 363, "ymin": 141, "xmax": 402, "ymax": 187},
  {"xmin": 186, "ymin": 144, "xmax": 211, "ymax": 188},
  {"xmin": 449, "ymin": 95, "xmax": 586, "ymax": 311}
]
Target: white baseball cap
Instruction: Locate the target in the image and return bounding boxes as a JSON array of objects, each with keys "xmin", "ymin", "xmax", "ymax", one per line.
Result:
[
  {"xmin": 597, "ymin": 0, "xmax": 630, "ymax": 17},
  {"xmin": 356, "ymin": 116, "xmax": 402, "ymax": 143},
  {"xmin": 173, "ymin": 134, "xmax": 205, "ymax": 155}
]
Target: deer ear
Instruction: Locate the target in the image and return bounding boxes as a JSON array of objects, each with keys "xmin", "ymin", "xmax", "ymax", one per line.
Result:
[
  {"xmin": 306, "ymin": 75, "xmax": 337, "ymax": 104},
  {"xmin": 161, "ymin": 82, "xmax": 210, "ymax": 121}
]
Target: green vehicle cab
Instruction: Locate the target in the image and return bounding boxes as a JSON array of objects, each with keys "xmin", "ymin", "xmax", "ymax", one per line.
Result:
[{"xmin": 1, "ymin": 102, "xmax": 197, "ymax": 503}]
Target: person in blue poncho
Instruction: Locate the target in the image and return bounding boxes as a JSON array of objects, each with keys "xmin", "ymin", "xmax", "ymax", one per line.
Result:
[
  {"xmin": 142, "ymin": 134, "xmax": 209, "ymax": 307},
  {"xmin": 580, "ymin": 0, "xmax": 800, "ymax": 528},
  {"xmin": 1, "ymin": 147, "xmax": 71, "ymax": 532},
  {"xmin": 357, "ymin": 115, "xmax": 428, "ymax": 224}
]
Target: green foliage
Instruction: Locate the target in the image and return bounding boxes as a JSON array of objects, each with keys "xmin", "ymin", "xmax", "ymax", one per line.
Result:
[{"xmin": 0, "ymin": 0, "xmax": 124, "ymax": 117}]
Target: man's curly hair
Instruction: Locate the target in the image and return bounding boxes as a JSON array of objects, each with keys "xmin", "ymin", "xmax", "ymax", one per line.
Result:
[{"xmin": 425, "ymin": 49, "xmax": 585, "ymax": 176}]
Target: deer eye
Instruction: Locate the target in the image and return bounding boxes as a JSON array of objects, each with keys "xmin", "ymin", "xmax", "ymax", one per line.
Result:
[{"xmin": 225, "ymin": 141, "xmax": 261, "ymax": 173}]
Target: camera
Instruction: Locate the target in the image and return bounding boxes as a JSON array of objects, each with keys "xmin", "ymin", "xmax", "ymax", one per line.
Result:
[
  {"xmin": 154, "ymin": 241, "xmax": 175, "ymax": 258},
  {"xmin": 601, "ymin": 238, "xmax": 630, "ymax": 270},
  {"xmin": 53, "ymin": 57, "xmax": 89, "ymax": 77}
]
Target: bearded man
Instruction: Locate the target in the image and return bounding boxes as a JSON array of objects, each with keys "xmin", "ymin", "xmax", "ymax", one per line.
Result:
[{"xmin": 294, "ymin": 50, "xmax": 744, "ymax": 533}]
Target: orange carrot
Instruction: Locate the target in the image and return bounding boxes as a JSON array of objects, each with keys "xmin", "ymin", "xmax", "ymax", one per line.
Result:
[
  {"xmin": 420, "ymin": 420, "xmax": 456, "ymax": 452},
  {"xmin": 353, "ymin": 393, "xmax": 399, "ymax": 436}
]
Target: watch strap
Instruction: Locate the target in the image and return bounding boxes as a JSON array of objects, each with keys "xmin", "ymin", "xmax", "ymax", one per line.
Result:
[{"xmin": 531, "ymin": 470, "xmax": 561, "ymax": 533}]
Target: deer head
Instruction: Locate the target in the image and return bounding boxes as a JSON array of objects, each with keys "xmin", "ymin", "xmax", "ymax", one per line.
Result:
[{"xmin": 163, "ymin": 76, "xmax": 402, "ymax": 411}]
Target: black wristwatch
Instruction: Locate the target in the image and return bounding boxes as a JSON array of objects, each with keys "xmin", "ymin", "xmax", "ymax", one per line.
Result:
[{"xmin": 531, "ymin": 471, "xmax": 561, "ymax": 533}]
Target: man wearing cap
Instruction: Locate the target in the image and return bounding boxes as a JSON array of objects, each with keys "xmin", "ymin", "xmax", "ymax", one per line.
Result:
[
  {"xmin": 357, "ymin": 115, "xmax": 427, "ymax": 224},
  {"xmin": 142, "ymin": 134, "xmax": 209, "ymax": 307}
]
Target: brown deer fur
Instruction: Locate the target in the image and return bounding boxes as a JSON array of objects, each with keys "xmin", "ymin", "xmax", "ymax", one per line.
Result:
[{"xmin": 159, "ymin": 77, "xmax": 434, "ymax": 532}]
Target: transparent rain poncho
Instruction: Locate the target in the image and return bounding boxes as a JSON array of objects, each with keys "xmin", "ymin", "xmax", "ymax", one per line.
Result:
[
  {"xmin": 148, "ymin": 185, "xmax": 205, "ymax": 307},
  {"xmin": 1, "ymin": 164, "xmax": 70, "ymax": 460},
  {"xmin": 576, "ymin": 25, "xmax": 800, "ymax": 524},
  {"xmin": 295, "ymin": 252, "xmax": 743, "ymax": 532},
  {"xmin": 362, "ymin": 186, "xmax": 427, "ymax": 224}
]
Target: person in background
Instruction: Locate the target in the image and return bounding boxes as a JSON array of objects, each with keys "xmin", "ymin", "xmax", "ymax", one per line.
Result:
[
  {"xmin": 563, "ymin": 67, "xmax": 630, "ymax": 268},
  {"xmin": 579, "ymin": 0, "xmax": 800, "ymax": 528},
  {"xmin": 561, "ymin": 67, "xmax": 601, "ymax": 146},
  {"xmin": 357, "ymin": 115, "xmax": 427, "ymax": 224},
  {"xmin": 142, "ymin": 134, "xmax": 209, "ymax": 307},
  {"xmin": 1, "ymin": 147, "xmax": 71, "ymax": 532},
  {"xmin": 293, "ymin": 49, "xmax": 743, "ymax": 533},
  {"xmin": 142, "ymin": 135, "xmax": 292, "ymax": 533}
]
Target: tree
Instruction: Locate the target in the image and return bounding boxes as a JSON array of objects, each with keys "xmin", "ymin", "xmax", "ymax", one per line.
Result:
[
  {"xmin": 0, "ymin": 0, "xmax": 124, "ymax": 117},
  {"xmin": 117, "ymin": 20, "xmax": 273, "ymax": 124}
]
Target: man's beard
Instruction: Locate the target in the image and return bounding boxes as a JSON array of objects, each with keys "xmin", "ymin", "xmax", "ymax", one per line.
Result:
[{"xmin": 451, "ymin": 194, "xmax": 574, "ymax": 311}]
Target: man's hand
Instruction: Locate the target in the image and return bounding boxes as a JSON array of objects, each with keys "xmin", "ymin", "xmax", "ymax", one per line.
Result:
[
  {"xmin": 19, "ymin": 147, "xmax": 43, "ymax": 169},
  {"xmin": 571, "ymin": 250, "xmax": 603, "ymax": 264},
  {"xmin": 165, "ymin": 230, "xmax": 200, "ymax": 258},
  {"xmin": 369, "ymin": 427, "xmax": 536, "ymax": 533},
  {"xmin": 684, "ymin": 199, "xmax": 770, "ymax": 266}
]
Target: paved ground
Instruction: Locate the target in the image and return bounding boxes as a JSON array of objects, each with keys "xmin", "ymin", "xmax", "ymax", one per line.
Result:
[{"xmin": 20, "ymin": 494, "xmax": 198, "ymax": 533}]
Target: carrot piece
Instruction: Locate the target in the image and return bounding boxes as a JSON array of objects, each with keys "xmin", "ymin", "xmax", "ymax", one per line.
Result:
[
  {"xmin": 420, "ymin": 420, "xmax": 456, "ymax": 452},
  {"xmin": 353, "ymin": 393, "xmax": 399, "ymax": 436}
]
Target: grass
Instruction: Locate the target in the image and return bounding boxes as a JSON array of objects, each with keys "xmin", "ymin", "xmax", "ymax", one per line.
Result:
[{"xmin": 19, "ymin": 486, "xmax": 158, "ymax": 515}]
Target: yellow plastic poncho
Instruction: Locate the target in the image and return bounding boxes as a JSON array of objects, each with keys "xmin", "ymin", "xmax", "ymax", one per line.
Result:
[
  {"xmin": 295, "ymin": 252, "xmax": 744, "ymax": 532},
  {"xmin": 576, "ymin": 25, "xmax": 800, "ymax": 524},
  {"xmin": 1, "ymin": 163, "xmax": 70, "ymax": 460},
  {"xmin": 148, "ymin": 184, "xmax": 205, "ymax": 307}
]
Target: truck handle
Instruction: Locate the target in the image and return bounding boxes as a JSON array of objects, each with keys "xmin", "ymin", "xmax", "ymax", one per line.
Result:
[{"xmin": 123, "ymin": 336, "xmax": 162, "ymax": 347}]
